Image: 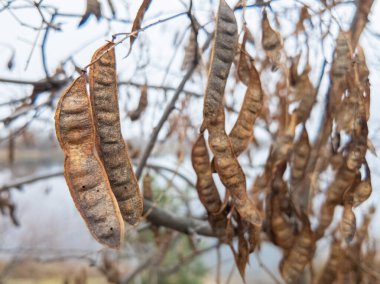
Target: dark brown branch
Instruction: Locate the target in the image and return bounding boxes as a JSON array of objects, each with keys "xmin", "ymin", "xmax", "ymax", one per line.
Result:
[
  {"xmin": 119, "ymin": 81, "xmax": 202, "ymax": 98},
  {"xmin": 0, "ymin": 170, "xmax": 214, "ymax": 237},
  {"xmin": 135, "ymin": 34, "xmax": 213, "ymax": 180}
]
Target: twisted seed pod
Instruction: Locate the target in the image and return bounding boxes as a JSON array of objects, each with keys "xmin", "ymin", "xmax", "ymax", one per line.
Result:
[
  {"xmin": 280, "ymin": 217, "xmax": 315, "ymax": 283},
  {"xmin": 202, "ymin": 0, "xmax": 261, "ymax": 227},
  {"xmin": 340, "ymin": 202, "xmax": 356, "ymax": 242},
  {"xmin": 191, "ymin": 134, "xmax": 222, "ymax": 214},
  {"xmin": 89, "ymin": 43, "xmax": 143, "ymax": 225},
  {"xmin": 290, "ymin": 127, "xmax": 310, "ymax": 185},
  {"xmin": 55, "ymin": 75, "xmax": 124, "ymax": 248},
  {"xmin": 229, "ymin": 63, "xmax": 263, "ymax": 157},
  {"xmin": 191, "ymin": 134, "xmax": 231, "ymax": 242}
]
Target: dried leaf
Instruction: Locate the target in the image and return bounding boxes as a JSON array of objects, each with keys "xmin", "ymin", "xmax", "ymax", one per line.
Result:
[{"xmin": 78, "ymin": 0, "xmax": 101, "ymax": 27}]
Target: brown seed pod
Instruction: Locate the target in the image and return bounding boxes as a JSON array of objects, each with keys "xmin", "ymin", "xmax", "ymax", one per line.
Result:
[
  {"xmin": 261, "ymin": 10, "xmax": 283, "ymax": 69},
  {"xmin": 290, "ymin": 127, "xmax": 310, "ymax": 185},
  {"xmin": 202, "ymin": 0, "xmax": 261, "ymax": 227},
  {"xmin": 236, "ymin": 26, "xmax": 252, "ymax": 86},
  {"xmin": 89, "ymin": 43, "xmax": 143, "ymax": 225},
  {"xmin": 340, "ymin": 202, "xmax": 356, "ymax": 243},
  {"xmin": 191, "ymin": 134, "xmax": 231, "ymax": 242},
  {"xmin": 331, "ymin": 31, "xmax": 351, "ymax": 78},
  {"xmin": 229, "ymin": 63, "xmax": 263, "ymax": 157},
  {"xmin": 270, "ymin": 196, "xmax": 294, "ymax": 250},
  {"xmin": 317, "ymin": 238, "xmax": 342, "ymax": 284},
  {"xmin": 280, "ymin": 216, "xmax": 315, "ymax": 283},
  {"xmin": 262, "ymin": 10, "xmax": 282, "ymax": 51},
  {"xmin": 128, "ymin": 84, "xmax": 148, "ymax": 121},
  {"xmin": 55, "ymin": 75, "xmax": 124, "ymax": 248},
  {"xmin": 270, "ymin": 192, "xmax": 294, "ymax": 250},
  {"xmin": 202, "ymin": 0, "xmax": 238, "ymax": 131},
  {"xmin": 352, "ymin": 179, "xmax": 371, "ymax": 208},
  {"xmin": 191, "ymin": 134, "xmax": 222, "ymax": 214},
  {"xmin": 316, "ymin": 202, "xmax": 336, "ymax": 240}
]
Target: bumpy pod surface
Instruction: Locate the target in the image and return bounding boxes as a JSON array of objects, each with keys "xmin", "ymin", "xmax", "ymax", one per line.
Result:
[
  {"xmin": 89, "ymin": 43, "xmax": 143, "ymax": 225},
  {"xmin": 229, "ymin": 63, "xmax": 263, "ymax": 157},
  {"xmin": 203, "ymin": 0, "xmax": 261, "ymax": 227},
  {"xmin": 280, "ymin": 218, "xmax": 315, "ymax": 283},
  {"xmin": 290, "ymin": 127, "xmax": 310, "ymax": 184},
  {"xmin": 55, "ymin": 75, "xmax": 124, "ymax": 248},
  {"xmin": 191, "ymin": 134, "xmax": 222, "ymax": 214}
]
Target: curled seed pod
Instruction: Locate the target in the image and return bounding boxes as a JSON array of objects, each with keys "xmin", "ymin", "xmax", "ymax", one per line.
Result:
[
  {"xmin": 128, "ymin": 84, "xmax": 148, "ymax": 121},
  {"xmin": 340, "ymin": 202, "xmax": 356, "ymax": 242},
  {"xmin": 55, "ymin": 75, "xmax": 124, "ymax": 248},
  {"xmin": 290, "ymin": 127, "xmax": 310, "ymax": 185},
  {"xmin": 317, "ymin": 238, "xmax": 342, "ymax": 284},
  {"xmin": 89, "ymin": 43, "xmax": 143, "ymax": 225},
  {"xmin": 280, "ymin": 216, "xmax": 315, "ymax": 283},
  {"xmin": 229, "ymin": 63, "xmax": 263, "ymax": 157},
  {"xmin": 202, "ymin": 0, "xmax": 261, "ymax": 227},
  {"xmin": 331, "ymin": 31, "xmax": 351, "ymax": 78},
  {"xmin": 191, "ymin": 134, "xmax": 222, "ymax": 214}
]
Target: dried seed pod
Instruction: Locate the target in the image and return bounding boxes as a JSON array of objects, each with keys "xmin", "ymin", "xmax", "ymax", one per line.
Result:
[
  {"xmin": 340, "ymin": 202, "xmax": 356, "ymax": 242},
  {"xmin": 236, "ymin": 26, "xmax": 252, "ymax": 86},
  {"xmin": 262, "ymin": 10, "xmax": 283, "ymax": 68},
  {"xmin": 128, "ymin": 84, "xmax": 148, "ymax": 121},
  {"xmin": 191, "ymin": 134, "xmax": 222, "ymax": 214},
  {"xmin": 331, "ymin": 31, "xmax": 351, "ymax": 78},
  {"xmin": 202, "ymin": 0, "xmax": 262, "ymax": 227},
  {"xmin": 326, "ymin": 164, "xmax": 356, "ymax": 204},
  {"xmin": 202, "ymin": 0, "xmax": 238, "ymax": 130},
  {"xmin": 191, "ymin": 134, "xmax": 231, "ymax": 242},
  {"xmin": 352, "ymin": 179, "xmax": 371, "ymax": 208},
  {"xmin": 262, "ymin": 10, "xmax": 282, "ymax": 51},
  {"xmin": 55, "ymin": 75, "xmax": 124, "ymax": 248},
  {"xmin": 270, "ymin": 193, "xmax": 294, "ymax": 250},
  {"xmin": 316, "ymin": 202, "xmax": 336, "ymax": 239},
  {"xmin": 89, "ymin": 43, "xmax": 143, "ymax": 225},
  {"xmin": 229, "ymin": 63, "xmax": 263, "ymax": 156},
  {"xmin": 317, "ymin": 238, "xmax": 342, "ymax": 284},
  {"xmin": 280, "ymin": 216, "xmax": 315, "ymax": 283},
  {"xmin": 234, "ymin": 216, "xmax": 250, "ymax": 281},
  {"xmin": 290, "ymin": 127, "xmax": 310, "ymax": 185}
]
